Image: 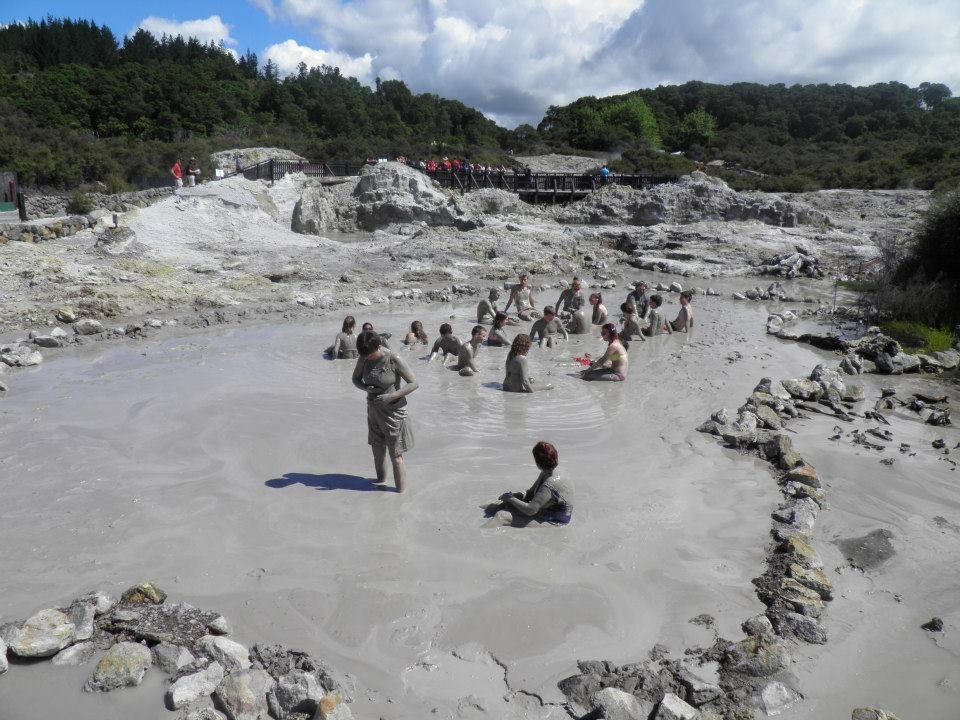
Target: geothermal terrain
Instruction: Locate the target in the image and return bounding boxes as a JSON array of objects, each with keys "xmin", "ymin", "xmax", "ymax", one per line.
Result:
[{"xmin": 0, "ymin": 157, "xmax": 957, "ymax": 720}]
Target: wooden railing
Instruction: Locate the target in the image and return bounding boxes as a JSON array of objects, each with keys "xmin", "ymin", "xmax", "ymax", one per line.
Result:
[{"xmin": 242, "ymin": 159, "xmax": 365, "ymax": 182}]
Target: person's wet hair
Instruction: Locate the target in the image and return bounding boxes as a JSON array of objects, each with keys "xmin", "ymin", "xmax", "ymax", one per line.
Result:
[
  {"xmin": 489, "ymin": 288, "xmax": 500, "ymax": 298},
  {"xmin": 411, "ymin": 320, "xmax": 427, "ymax": 342},
  {"xmin": 543, "ymin": 305, "xmax": 555, "ymax": 316},
  {"xmin": 680, "ymin": 290, "xmax": 693, "ymax": 301},
  {"xmin": 532, "ymin": 441, "xmax": 559, "ymax": 470},
  {"xmin": 471, "ymin": 325, "xmax": 486, "ymax": 338},
  {"xmin": 508, "ymin": 333, "xmax": 532, "ymax": 360},
  {"xmin": 621, "ymin": 302, "xmax": 635, "ymax": 313},
  {"xmin": 518, "ymin": 273, "xmax": 528, "ymax": 282},
  {"xmin": 342, "ymin": 315, "xmax": 356, "ymax": 332},
  {"xmin": 494, "ymin": 311, "xmax": 508, "ymax": 327},
  {"xmin": 572, "ymin": 276, "xmax": 581, "ymax": 286},
  {"xmin": 650, "ymin": 294, "xmax": 663, "ymax": 307},
  {"xmin": 601, "ymin": 322, "xmax": 619, "ymax": 340},
  {"xmin": 356, "ymin": 330, "xmax": 381, "ymax": 356},
  {"xmin": 362, "ymin": 322, "xmax": 374, "ymax": 333},
  {"xmin": 590, "ymin": 292, "xmax": 602, "ymax": 304},
  {"xmin": 439, "ymin": 323, "xmax": 452, "ymax": 335}
]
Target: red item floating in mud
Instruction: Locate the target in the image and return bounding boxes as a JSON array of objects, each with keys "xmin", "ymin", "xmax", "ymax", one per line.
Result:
[{"xmin": 574, "ymin": 355, "xmax": 592, "ymax": 367}]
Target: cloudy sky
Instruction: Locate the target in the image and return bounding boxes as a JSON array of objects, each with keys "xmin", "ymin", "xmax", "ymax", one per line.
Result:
[{"xmin": 8, "ymin": 0, "xmax": 960, "ymax": 127}]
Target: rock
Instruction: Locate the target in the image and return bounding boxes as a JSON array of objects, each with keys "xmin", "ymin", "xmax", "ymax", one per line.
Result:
[
  {"xmin": 842, "ymin": 383, "xmax": 866, "ymax": 402},
  {"xmin": 656, "ymin": 692, "xmax": 698, "ymax": 720},
  {"xmin": 208, "ymin": 616, "xmax": 231, "ymax": 635},
  {"xmin": 852, "ymin": 709, "xmax": 902, "ymax": 720},
  {"xmin": 696, "ymin": 420, "xmax": 723, "ymax": 435},
  {"xmin": 669, "ymin": 282, "xmax": 682, "ymax": 292},
  {"xmin": 68, "ymin": 602, "xmax": 97, "ymax": 641},
  {"xmin": 921, "ymin": 617, "xmax": 944, "ymax": 632},
  {"xmin": 104, "ymin": 601, "xmax": 218, "ymax": 646},
  {"xmin": 145, "ymin": 318, "xmax": 164, "ymax": 328},
  {"xmin": 790, "ymin": 497, "xmax": 820, "ymax": 532},
  {"xmin": 706, "ymin": 288, "xmax": 719, "ymax": 296},
  {"xmin": 295, "ymin": 294, "xmax": 317, "ymax": 308},
  {"xmin": 153, "ymin": 642, "xmax": 196, "ymax": 674},
  {"xmin": 214, "ymin": 668, "xmax": 275, "ymax": 720},
  {"xmin": 314, "ymin": 693, "xmax": 353, "ymax": 720},
  {"xmin": 931, "ymin": 349, "xmax": 960, "ymax": 370},
  {"xmin": 736, "ymin": 410, "xmax": 760, "ymax": 432},
  {"xmin": 32, "ymin": 334, "xmax": 64, "ymax": 348},
  {"xmin": 73, "ymin": 318, "xmax": 104, "ymax": 335},
  {"xmin": 784, "ymin": 464, "xmax": 820, "ymax": 488},
  {"xmin": 756, "ymin": 404, "xmax": 783, "ymax": 429},
  {"xmin": 782, "ymin": 378, "xmax": 821, "ymax": 400},
  {"xmin": 56, "ymin": 306, "xmax": 77, "ymax": 323},
  {"xmin": 121, "ymin": 582, "xmax": 167, "ymax": 605},
  {"xmin": 782, "ymin": 481, "xmax": 826, "ymax": 508},
  {"xmin": 50, "ymin": 326, "xmax": 68, "ymax": 339},
  {"xmin": 789, "ymin": 563, "xmax": 833, "ymax": 600},
  {"xmin": 166, "ymin": 661, "xmax": 225, "ymax": 710},
  {"xmin": 52, "ymin": 641, "xmax": 101, "ymax": 666},
  {"xmin": 780, "ymin": 578, "xmax": 825, "ymax": 617},
  {"xmin": 84, "ymin": 641, "xmax": 152, "ymax": 692},
  {"xmin": 724, "ymin": 635, "xmax": 790, "ymax": 677},
  {"xmin": 183, "ymin": 710, "xmax": 228, "ymax": 720},
  {"xmin": 76, "ymin": 591, "xmax": 117, "ymax": 616},
  {"xmin": 355, "ymin": 296, "xmax": 371, "ymax": 306},
  {"xmin": 198, "ymin": 635, "xmax": 250, "ymax": 672},
  {"xmin": 780, "ymin": 535, "xmax": 824, "ymax": 569},
  {"xmin": 248, "ymin": 644, "xmax": 355, "ymax": 703},
  {"xmin": 761, "ymin": 434, "xmax": 804, "ymax": 469},
  {"xmin": 351, "ymin": 162, "xmax": 461, "ymax": 230},
  {"xmin": 590, "ymin": 687, "xmax": 653, "ymax": 720},
  {"xmin": 761, "ymin": 681, "xmax": 801, "ymax": 715},
  {"xmin": 839, "ymin": 354, "xmax": 863, "ymax": 375},
  {"xmin": 741, "ymin": 615, "xmax": 774, "ymax": 637},
  {"xmin": 7, "ymin": 608, "xmax": 76, "ymax": 657},
  {"xmin": 0, "ymin": 637, "xmax": 7, "ymax": 675},
  {"xmin": 274, "ymin": 670, "xmax": 325, "ymax": 717},
  {"xmin": 775, "ymin": 612, "xmax": 827, "ymax": 644},
  {"xmin": 22, "ymin": 350, "xmax": 43, "ymax": 366}
]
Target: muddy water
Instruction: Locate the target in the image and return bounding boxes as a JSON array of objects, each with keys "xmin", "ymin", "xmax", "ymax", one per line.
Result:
[{"xmin": 0, "ymin": 290, "xmax": 846, "ymax": 719}]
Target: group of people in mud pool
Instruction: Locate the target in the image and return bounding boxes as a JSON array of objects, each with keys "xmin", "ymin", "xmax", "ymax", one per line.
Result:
[{"xmin": 326, "ymin": 274, "xmax": 694, "ymax": 526}]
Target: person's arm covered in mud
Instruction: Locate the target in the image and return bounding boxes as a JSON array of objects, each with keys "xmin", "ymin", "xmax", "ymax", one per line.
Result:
[
  {"xmin": 504, "ymin": 286, "xmax": 517, "ymax": 313},
  {"xmin": 518, "ymin": 355, "xmax": 534, "ymax": 392},
  {"xmin": 587, "ymin": 344, "xmax": 613, "ymax": 371},
  {"xmin": 377, "ymin": 354, "xmax": 419, "ymax": 404},
  {"xmin": 351, "ymin": 356, "xmax": 367, "ymax": 392},
  {"xmin": 332, "ymin": 333, "xmax": 343, "ymax": 360},
  {"xmin": 556, "ymin": 319, "xmax": 569, "ymax": 341},
  {"xmin": 503, "ymin": 476, "xmax": 553, "ymax": 516},
  {"xmin": 528, "ymin": 319, "xmax": 545, "ymax": 344},
  {"xmin": 427, "ymin": 337, "xmax": 443, "ymax": 362},
  {"xmin": 554, "ymin": 289, "xmax": 568, "ymax": 315}
]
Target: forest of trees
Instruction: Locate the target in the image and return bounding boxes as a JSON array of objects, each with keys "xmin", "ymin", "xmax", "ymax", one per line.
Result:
[{"xmin": 1, "ymin": 17, "xmax": 959, "ymax": 194}]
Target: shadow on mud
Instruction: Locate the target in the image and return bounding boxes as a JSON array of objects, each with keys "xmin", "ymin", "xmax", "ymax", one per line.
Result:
[{"xmin": 265, "ymin": 472, "xmax": 384, "ymax": 491}]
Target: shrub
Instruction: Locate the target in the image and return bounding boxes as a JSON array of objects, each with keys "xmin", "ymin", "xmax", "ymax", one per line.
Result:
[
  {"xmin": 66, "ymin": 190, "xmax": 94, "ymax": 214},
  {"xmin": 882, "ymin": 321, "xmax": 956, "ymax": 354}
]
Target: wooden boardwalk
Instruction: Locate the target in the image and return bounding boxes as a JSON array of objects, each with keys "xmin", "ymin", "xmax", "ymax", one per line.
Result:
[{"xmin": 242, "ymin": 159, "xmax": 677, "ymax": 202}]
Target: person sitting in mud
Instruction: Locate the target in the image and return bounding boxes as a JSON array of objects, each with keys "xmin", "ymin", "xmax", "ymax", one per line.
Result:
[
  {"xmin": 529, "ymin": 305, "xmax": 569, "ymax": 348},
  {"xmin": 504, "ymin": 273, "xmax": 539, "ymax": 321},
  {"xmin": 619, "ymin": 302, "xmax": 646, "ymax": 344},
  {"xmin": 352, "ymin": 331, "xmax": 418, "ymax": 493},
  {"xmin": 328, "ymin": 315, "xmax": 359, "ymax": 359},
  {"xmin": 456, "ymin": 325, "xmax": 487, "ymax": 376},
  {"xmin": 627, "ymin": 281, "xmax": 650, "ymax": 320},
  {"xmin": 503, "ymin": 334, "xmax": 552, "ymax": 392},
  {"xmin": 670, "ymin": 291, "xmax": 694, "ymax": 332},
  {"xmin": 485, "ymin": 441, "xmax": 572, "ymax": 526},
  {"xmin": 555, "ymin": 277, "xmax": 586, "ymax": 320},
  {"xmin": 477, "ymin": 288, "xmax": 520, "ymax": 326},
  {"xmin": 428, "ymin": 323, "xmax": 462, "ymax": 363},
  {"xmin": 589, "ymin": 293, "xmax": 608, "ymax": 325},
  {"xmin": 642, "ymin": 295, "xmax": 670, "ymax": 336},
  {"xmin": 581, "ymin": 323, "xmax": 628, "ymax": 381},
  {"xmin": 487, "ymin": 312, "xmax": 512, "ymax": 347},
  {"xmin": 874, "ymin": 341, "xmax": 904, "ymax": 375},
  {"xmin": 362, "ymin": 322, "xmax": 390, "ymax": 349},
  {"xmin": 403, "ymin": 320, "xmax": 428, "ymax": 346}
]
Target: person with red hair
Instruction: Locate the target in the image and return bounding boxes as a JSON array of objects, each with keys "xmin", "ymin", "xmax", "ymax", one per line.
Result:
[{"xmin": 486, "ymin": 441, "xmax": 573, "ymax": 526}]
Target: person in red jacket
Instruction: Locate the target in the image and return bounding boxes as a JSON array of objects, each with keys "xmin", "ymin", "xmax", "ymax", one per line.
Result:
[{"xmin": 170, "ymin": 158, "xmax": 183, "ymax": 190}]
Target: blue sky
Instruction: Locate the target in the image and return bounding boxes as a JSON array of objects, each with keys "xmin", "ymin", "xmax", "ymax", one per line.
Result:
[{"xmin": 5, "ymin": 1, "xmax": 960, "ymax": 128}]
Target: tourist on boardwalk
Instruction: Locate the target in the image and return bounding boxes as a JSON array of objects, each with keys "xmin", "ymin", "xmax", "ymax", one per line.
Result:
[
  {"xmin": 170, "ymin": 158, "xmax": 183, "ymax": 190},
  {"xmin": 589, "ymin": 293, "xmax": 608, "ymax": 325},
  {"xmin": 600, "ymin": 165, "xmax": 611, "ymax": 183},
  {"xmin": 486, "ymin": 441, "xmax": 573, "ymax": 526},
  {"xmin": 503, "ymin": 334, "xmax": 551, "ymax": 392},
  {"xmin": 670, "ymin": 291, "xmax": 695, "ymax": 332},
  {"xmin": 328, "ymin": 316, "xmax": 358, "ymax": 359},
  {"xmin": 487, "ymin": 312, "xmax": 512, "ymax": 347},
  {"xmin": 428, "ymin": 323, "xmax": 462, "ymax": 363},
  {"xmin": 234, "ymin": 153, "xmax": 243, "ymax": 175},
  {"xmin": 352, "ymin": 331, "xmax": 418, "ymax": 493},
  {"xmin": 403, "ymin": 320, "xmax": 428, "ymax": 346},
  {"xmin": 581, "ymin": 323, "xmax": 628, "ymax": 381},
  {"xmin": 555, "ymin": 277, "xmax": 587, "ymax": 333},
  {"xmin": 186, "ymin": 157, "xmax": 200, "ymax": 187},
  {"xmin": 619, "ymin": 302, "xmax": 646, "ymax": 344},
  {"xmin": 457, "ymin": 326, "xmax": 487, "ymax": 376},
  {"xmin": 529, "ymin": 306, "xmax": 568, "ymax": 348},
  {"xmin": 643, "ymin": 294, "xmax": 670, "ymax": 335},
  {"xmin": 504, "ymin": 273, "xmax": 539, "ymax": 321}
]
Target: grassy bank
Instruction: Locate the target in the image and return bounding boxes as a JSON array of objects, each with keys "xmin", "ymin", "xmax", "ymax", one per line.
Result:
[{"xmin": 882, "ymin": 321, "xmax": 956, "ymax": 354}]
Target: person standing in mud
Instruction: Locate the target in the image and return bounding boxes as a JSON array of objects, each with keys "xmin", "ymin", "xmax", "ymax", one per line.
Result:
[
  {"xmin": 352, "ymin": 331, "xmax": 418, "ymax": 493},
  {"xmin": 457, "ymin": 325, "xmax": 487, "ymax": 376},
  {"xmin": 504, "ymin": 273, "xmax": 538, "ymax": 321}
]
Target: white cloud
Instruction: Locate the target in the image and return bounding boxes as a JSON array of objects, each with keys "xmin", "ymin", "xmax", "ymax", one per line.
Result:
[
  {"xmin": 250, "ymin": 0, "xmax": 960, "ymax": 127},
  {"xmin": 263, "ymin": 39, "xmax": 375, "ymax": 84},
  {"xmin": 249, "ymin": 0, "xmax": 277, "ymax": 22},
  {"xmin": 135, "ymin": 15, "xmax": 237, "ymax": 48}
]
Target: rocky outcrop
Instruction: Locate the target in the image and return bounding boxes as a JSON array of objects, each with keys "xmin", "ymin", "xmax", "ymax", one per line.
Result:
[
  {"xmin": 24, "ymin": 188, "xmax": 172, "ymax": 219},
  {"xmin": 84, "ymin": 641, "xmax": 152, "ymax": 692},
  {"xmin": 558, "ymin": 171, "xmax": 828, "ymax": 228},
  {"xmin": 0, "ymin": 216, "xmax": 93, "ymax": 243},
  {"xmin": 352, "ymin": 162, "xmax": 461, "ymax": 230},
  {"xmin": 4, "ymin": 608, "xmax": 76, "ymax": 657},
  {"xmin": 214, "ymin": 668, "xmax": 275, "ymax": 720}
]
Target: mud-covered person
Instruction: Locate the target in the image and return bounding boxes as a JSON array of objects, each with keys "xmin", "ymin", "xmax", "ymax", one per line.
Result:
[
  {"xmin": 669, "ymin": 291, "xmax": 694, "ymax": 332},
  {"xmin": 642, "ymin": 294, "xmax": 670, "ymax": 336},
  {"xmin": 328, "ymin": 315, "xmax": 359, "ymax": 359},
  {"xmin": 403, "ymin": 320, "xmax": 428, "ymax": 347},
  {"xmin": 589, "ymin": 293, "xmax": 608, "ymax": 325},
  {"xmin": 352, "ymin": 330, "xmax": 419, "ymax": 493},
  {"xmin": 456, "ymin": 325, "xmax": 487, "ymax": 376},
  {"xmin": 581, "ymin": 323, "xmax": 628, "ymax": 381},
  {"xmin": 428, "ymin": 323, "xmax": 462, "ymax": 363},
  {"xmin": 362, "ymin": 321, "xmax": 391, "ymax": 349},
  {"xmin": 487, "ymin": 312, "xmax": 512, "ymax": 347},
  {"xmin": 478, "ymin": 288, "xmax": 520, "ymax": 325},
  {"xmin": 486, "ymin": 441, "xmax": 573, "ymax": 527},
  {"xmin": 504, "ymin": 273, "xmax": 539, "ymax": 321},
  {"xmin": 619, "ymin": 302, "xmax": 646, "ymax": 344},
  {"xmin": 503, "ymin": 334, "xmax": 552, "ymax": 392},
  {"xmin": 529, "ymin": 305, "xmax": 569, "ymax": 348},
  {"xmin": 627, "ymin": 281, "xmax": 651, "ymax": 321},
  {"xmin": 555, "ymin": 277, "xmax": 587, "ymax": 333}
]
